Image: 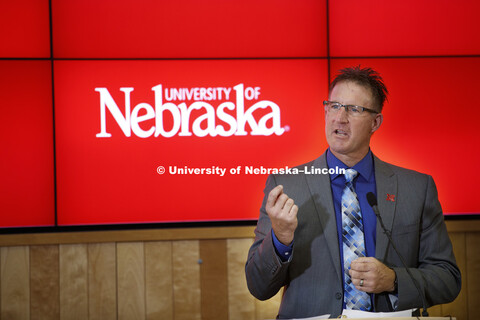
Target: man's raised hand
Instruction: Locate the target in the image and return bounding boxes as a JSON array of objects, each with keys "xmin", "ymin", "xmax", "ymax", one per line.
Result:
[{"xmin": 266, "ymin": 185, "xmax": 298, "ymax": 245}]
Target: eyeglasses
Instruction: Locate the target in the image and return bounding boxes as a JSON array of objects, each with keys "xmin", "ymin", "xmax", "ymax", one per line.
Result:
[{"xmin": 323, "ymin": 101, "xmax": 379, "ymax": 116}]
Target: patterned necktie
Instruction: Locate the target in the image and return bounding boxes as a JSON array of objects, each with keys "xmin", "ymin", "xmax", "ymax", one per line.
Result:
[{"xmin": 342, "ymin": 168, "xmax": 371, "ymax": 310}]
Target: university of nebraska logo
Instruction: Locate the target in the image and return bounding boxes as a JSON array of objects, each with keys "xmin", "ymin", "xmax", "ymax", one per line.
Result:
[{"xmin": 95, "ymin": 84, "xmax": 285, "ymax": 138}]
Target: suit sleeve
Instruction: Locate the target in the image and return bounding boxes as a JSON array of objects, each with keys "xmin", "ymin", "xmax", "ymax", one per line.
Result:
[
  {"xmin": 395, "ymin": 175, "xmax": 461, "ymax": 310},
  {"xmin": 245, "ymin": 174, "xmax": 291, "ymax": 300}
]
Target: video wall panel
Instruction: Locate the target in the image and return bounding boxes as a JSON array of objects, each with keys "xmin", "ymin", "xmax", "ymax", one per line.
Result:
[
  {"xmin": 51, "ymin": 0, "xmax": 327, "ymax": 58},
  {"xmin": 0, "ymin": 0, "xmax": 50, "ymax": 58},
  {"xmin": 0, "ymin": 61, "xmax": 55, "ymax": 227},
  {"xmin": 329, "ymin": 0, "xmax": 480, "ymax": 57},
  {"xmin": 54, "ymin": 59, "xmax": 328, "ymax": 225},
  {"xmin": 0, "ymin": 0, "xmax": 478, "ymax": 229}
]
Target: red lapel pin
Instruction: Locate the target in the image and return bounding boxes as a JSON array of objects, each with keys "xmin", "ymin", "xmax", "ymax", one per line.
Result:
[{"xmin": 386, "ymin": 194, "xmax": 395, "ymax": 202}]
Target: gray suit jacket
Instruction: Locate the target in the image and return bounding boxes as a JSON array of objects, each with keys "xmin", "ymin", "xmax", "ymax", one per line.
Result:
[{"xmin": 245, "ymin": 152, "xmax": 461, "ymax": 319}]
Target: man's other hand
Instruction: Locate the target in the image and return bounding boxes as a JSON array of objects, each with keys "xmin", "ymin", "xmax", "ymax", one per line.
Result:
[{"xmin": 349, "ymin": 257, "xmax": 396, "ymax": 293}]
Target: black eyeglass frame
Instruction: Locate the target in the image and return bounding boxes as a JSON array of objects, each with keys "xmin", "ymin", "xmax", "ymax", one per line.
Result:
[{"xmin": 323, "ymin": 100, "xmax": 379, "ymax": 115}]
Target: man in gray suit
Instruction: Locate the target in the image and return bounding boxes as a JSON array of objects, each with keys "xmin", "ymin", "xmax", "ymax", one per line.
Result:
[{"xmin": 245, "ymin": 66, "xmax": 461, "ymax": 318}]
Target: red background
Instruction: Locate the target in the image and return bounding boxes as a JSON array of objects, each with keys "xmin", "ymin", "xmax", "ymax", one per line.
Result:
[
  {"xmin": 0, "ymin": 61, "xmax": 55, "ymax": 226},
  {"xmin": 51, "ymin": 0, "xmax": 327, "ymax": 59},
  {"xmin": 1, "ymin": 0, "xmax": 479, "ymax": 228}
]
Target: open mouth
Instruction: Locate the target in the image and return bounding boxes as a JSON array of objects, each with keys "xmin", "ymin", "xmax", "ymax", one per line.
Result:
[{"xmin": 334, "ymin": 129, "xmax": 348, "ymax": 136}]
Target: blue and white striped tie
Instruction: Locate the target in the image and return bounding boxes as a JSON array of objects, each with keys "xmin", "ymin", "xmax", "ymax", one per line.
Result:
[{"xmin": 342, "ymin": 168, "xmax": 371, "ymax": 310}]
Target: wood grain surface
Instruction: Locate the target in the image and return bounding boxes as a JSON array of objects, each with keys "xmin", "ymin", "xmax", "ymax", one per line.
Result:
[
  {"xmin": 145, "ymin": 241, "xmax": 173, "ymax": 320},
  {"xmin": 199, "ymin": 239, "xmax": 228, "ymax": 320},
  {"xmin": 227, "ymin": 238, "xmax": 255, "ymax": 320},
  {"xmin": 117, "ymin": 242, "xmax": 145, "ymax": 320},
  {"xmin": 59, "ymin": 244, "xmax": 88, "ymax": 320},
  {"xmin": 0, "ymin": 225, "xmax": 476, "ymax": 320},
  {"xmin": 1, "ymin": 246, "xmax": 30, "ymax": 320},
  {"xmin": 30, "ymin": 245, "xmax": 59, "ymax": 320},
  {"xmin": 88, "ymin": 243, "xmax": 116, "ymax": 320},
  {"xmin": 172, "ymin": 240, "xmax": 201, "ymax": 320}
]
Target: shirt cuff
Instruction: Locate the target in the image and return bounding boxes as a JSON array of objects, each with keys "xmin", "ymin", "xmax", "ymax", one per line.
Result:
[
  {"xmin": 388, "ymin": 294, "xmax": 398, "ymax": 310},
  {"xmin": 271, "ymin": 229, "xmax": 293, "ymax": 262}
]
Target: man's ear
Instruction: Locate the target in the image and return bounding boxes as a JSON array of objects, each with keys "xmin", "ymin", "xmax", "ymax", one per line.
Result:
[{"xmin": 371, "ymin": 113, "xmax": 383, "ymax": 134}]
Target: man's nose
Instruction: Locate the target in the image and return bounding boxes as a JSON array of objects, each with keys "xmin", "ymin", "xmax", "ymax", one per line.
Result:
[{"xmin": 334, "ymin": 106, "xmax": 349, "ymax": 122}]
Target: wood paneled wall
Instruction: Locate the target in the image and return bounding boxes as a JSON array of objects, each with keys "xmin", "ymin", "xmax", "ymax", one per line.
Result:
[{"xmin": 0, "ymin": 222, "xmax": 478, "ymax": 320}]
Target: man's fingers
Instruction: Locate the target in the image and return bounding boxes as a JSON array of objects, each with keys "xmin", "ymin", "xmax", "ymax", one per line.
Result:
[
  {"xmin": 354, "ymin": 279, "xmax": 371, "ymax": 292},
  {"xmin": 350, "ymin": 262, "xmax": 370, "ymax": 272},
  {"xmin": 274, "ymin": 193, "xmax": 289, "ymax": 211},
  {"xmin": 354, "ymin": 278, "xmax": 366, "ymax": 287},
  {"xmin": 350, "ymin": 257, "xmax": 375, "ymax": 271},
  {"xmin": 349, "ymin": 269, "xmax": 372, "ymax": 292},
  {"xmin": 353, "ymin": 257, "xmax": 371, "ymax": 264},
  {"xmin": 290, "ymin": 204, "xmax": 299, "ymax": 216},
  {"xmin": 349, "ymin": 269, "xmax": 368, "ymax": 280},
  {"xmin": 283, "ymin": 198, "xmax": 295, "ymax": 213},
  {"xmin": 266, "ymin": 185, "xmax": 283, "ymax": 209},
  {"xmin": 266, "ymin": 185, "xmax": 298, "ymax": 221}
]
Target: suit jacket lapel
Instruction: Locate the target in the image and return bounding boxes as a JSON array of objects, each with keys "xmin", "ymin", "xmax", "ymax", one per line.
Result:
[
  {"xmin": 373, "ymin": 155, "xmax": 397, "ymax": 261},
  {"xmin": 305, "ymin": 153, "xmax": 342, "ymax": 284}
]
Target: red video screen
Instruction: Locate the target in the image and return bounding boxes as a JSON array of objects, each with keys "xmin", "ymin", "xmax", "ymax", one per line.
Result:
[
  {"xmin": 0, "ymin": 0, "xmax": 478, "ymax": 229},
  {"xmin": 0, "ymin": 61, "xmax": 55, "ymax": 227},
  {"xmin": 329, "ymin": 0, "xmax": 480, "ymax": 57},
  {"xmin": 52, "ymin": 0, "xmax": 327, "ymax": 58},
  {"xmin": 0, "ymin": 0, "xmax": 50, "ymax": 58},
  {"xmin": 54, "ymin": 59, "xmax": 328, "ymax": 225}
]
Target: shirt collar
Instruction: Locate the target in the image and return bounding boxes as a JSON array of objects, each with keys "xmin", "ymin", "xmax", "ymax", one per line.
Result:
[{"xmin": 326, "ymin": 148, "xmax": 374, "ymax": 181}]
